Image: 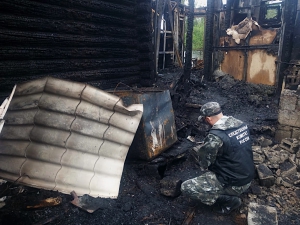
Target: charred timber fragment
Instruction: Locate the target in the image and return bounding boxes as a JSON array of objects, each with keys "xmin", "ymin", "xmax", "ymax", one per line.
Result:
[{"xmin": 26, "ymin": 197, "xmax": 62, "ymax": 209}]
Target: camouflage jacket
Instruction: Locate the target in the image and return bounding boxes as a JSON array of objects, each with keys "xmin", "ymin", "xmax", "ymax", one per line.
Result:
[{"xmin": 194, "ymin": 116, "xmax": 244, "ymax": 169}]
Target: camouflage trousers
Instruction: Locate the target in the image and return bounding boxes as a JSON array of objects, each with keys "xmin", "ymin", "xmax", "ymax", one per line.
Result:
[{"xmin": 181, "ymin": 171, "xmax": 251, "ymax": 206}]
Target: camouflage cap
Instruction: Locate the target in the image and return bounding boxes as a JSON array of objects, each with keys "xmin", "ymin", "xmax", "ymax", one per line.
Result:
[{"xmin": 198, "ymin": 102, "xmax": 222, "ymax": 121}]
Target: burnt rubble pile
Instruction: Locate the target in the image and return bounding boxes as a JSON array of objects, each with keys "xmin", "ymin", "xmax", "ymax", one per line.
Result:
[
  {"xmin": 158, "ymin": 71, "xmax": 299, "ymax": 223},
  {"xmin": 242, "ymin": 137, "xmax": 300, "ymax": 217},
  {"xmin": 1, "ymin": 72, "xmax": 299, "ymax": 225}
]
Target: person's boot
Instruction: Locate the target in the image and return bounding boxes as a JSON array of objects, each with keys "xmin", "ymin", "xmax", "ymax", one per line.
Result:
[{"xmin": 213, "ymin": 195, "xmax": 241, "ymax": 214}]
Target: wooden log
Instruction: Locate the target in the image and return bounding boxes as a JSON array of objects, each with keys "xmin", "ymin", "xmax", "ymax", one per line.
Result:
[
  {"xmin": 0, "ymin": 47, "xmax": 137, "ymax": 60},
  {"xmin": 0, "ymin": 58, "xmax": 138, "ymax": 76},
  {"xmin": 0, "ymin": 1, "xmax": 135, "ymax": 27},
  {"xmin": 0, "ymin": 29, "xmax": 138, "ymax": 48},
  {"xmin": 0, "ymin": 14, "xmax": 136, "ymax": 38}
]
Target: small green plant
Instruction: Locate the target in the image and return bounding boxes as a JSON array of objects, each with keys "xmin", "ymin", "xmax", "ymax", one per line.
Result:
[{"xmin": 265, "ymin": 8, "xmax": 278, "ymax": 20}]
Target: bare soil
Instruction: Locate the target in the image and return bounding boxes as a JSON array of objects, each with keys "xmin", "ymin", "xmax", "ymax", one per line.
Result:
[{"xmin": 0, "ymin": 69, "xmax": 299, "ymax": 225}]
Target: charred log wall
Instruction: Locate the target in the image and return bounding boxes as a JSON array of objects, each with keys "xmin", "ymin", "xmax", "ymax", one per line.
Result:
[
  {"xmin": 0, "ymin": 0, "xmax": 153, "ymax": 97},
  {"xmin": 136, "ymin": 1, "xmax": 155, "ymax": 86}
]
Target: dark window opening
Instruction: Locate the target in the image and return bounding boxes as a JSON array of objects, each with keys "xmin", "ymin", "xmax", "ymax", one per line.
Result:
[
  {"xmin": 233, "ymin": 13, "xmax": 248, "ymax": 25},
  {"xmin": 259, "ymin": 1, "xmax": 282, "ymax": 28}
]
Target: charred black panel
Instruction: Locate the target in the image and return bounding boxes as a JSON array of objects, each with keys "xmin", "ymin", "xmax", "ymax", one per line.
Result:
[{"xmin": 0, "ymin": 0, "xmax": 153, "ymax": 98}]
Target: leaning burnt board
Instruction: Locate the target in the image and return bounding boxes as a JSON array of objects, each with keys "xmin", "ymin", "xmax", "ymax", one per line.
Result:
[{"xmin": 0, "ymin": 76, "xmax": 143, "ymax": 198}]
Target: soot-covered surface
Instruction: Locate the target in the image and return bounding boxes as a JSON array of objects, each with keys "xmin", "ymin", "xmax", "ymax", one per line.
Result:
[{"xmin": 0, "ymin": 70, "xmax": 299, "ymax": 225}]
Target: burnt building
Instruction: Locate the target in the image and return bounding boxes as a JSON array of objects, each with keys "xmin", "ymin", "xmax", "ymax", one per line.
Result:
[
  {"xmin": 0, "ymin": 0, "xmax": 299, "ymax": 95},
  {"xmin": 204, "ymin": 0, "xmax": 300, "ymax": 92}
]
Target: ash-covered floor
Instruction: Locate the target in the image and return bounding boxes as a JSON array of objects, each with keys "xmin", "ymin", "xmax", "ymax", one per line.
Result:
[{"xmin": 0, "ymin": 69, "xmax": 300, "ymax": 225}]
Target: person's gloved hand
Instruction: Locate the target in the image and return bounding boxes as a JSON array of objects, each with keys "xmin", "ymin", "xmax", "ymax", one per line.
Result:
[
  {"xmin": 190, "ymin": 149, "xmax": 199, "ymax": 163},
  {"xmin": 190, "ymin": 144, "xmax": 203, "ymax": 163},
  {"xmin": 192, "ymin": 144, "xmax": 202, "ymax": 153}
]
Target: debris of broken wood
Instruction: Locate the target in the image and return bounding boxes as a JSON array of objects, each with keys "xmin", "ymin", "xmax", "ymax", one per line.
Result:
[
  {"xmin": 27, "ymin": 196, "xmax": 62, "ymax": 209},
  {"xmin": 70, "ymin": 191, "xmax": 113, "ymax": 213},
  {"xmin": 70, "ymin": 191, "xmax": 100, "ymax": 213},
  {"xmin": 181, "ymin": 207, "xmax": 196, "ymax": 225}
]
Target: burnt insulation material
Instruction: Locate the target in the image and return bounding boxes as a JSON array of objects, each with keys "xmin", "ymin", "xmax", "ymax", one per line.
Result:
[{"xmin": 0, "ymin": 0, "xmax": 154, "ymax": 97}]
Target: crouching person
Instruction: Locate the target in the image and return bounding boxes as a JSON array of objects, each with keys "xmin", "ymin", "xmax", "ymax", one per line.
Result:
[{"xmin": 181, "ymin": 102, "xmax": 255, "ymax": 214}]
